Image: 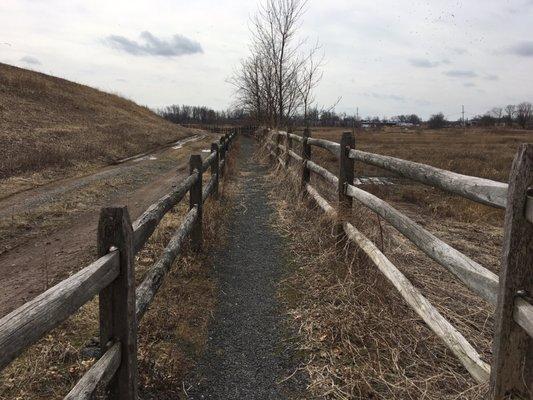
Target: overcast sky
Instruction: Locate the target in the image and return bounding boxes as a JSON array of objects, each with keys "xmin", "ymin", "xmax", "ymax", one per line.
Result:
[{"xmin": 1, "ymin": 0, "xmax": 532, "ymax": 119}]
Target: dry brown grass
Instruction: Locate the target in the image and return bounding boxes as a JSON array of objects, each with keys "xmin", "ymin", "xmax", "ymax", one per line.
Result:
[
  {"xmin": 268, "ymin": 170, "xmax": 488, "ymax": 399},
  {"xmin": 261, "ymin": 128, "xmax": 533, "ymax": 399},
  {"xmin": 0, "ymin": 62, "xmax": 195, "ymax": 184},
  {"xmin": 0, "ymin": 145, "xmax": 240, "ymax": 400},
  {"xmin": 307, "ymin": 126, "xmax": 533, "ymax": 226}
]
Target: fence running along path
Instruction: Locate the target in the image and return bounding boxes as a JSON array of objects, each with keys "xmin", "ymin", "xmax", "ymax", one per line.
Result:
[
  {"xmin": 267, "ymin": 128, "xmax": 533, "ymax": 398},
  {"xmin": 0, "ymin": 131, "xmax": 238, "ymax": 399}
]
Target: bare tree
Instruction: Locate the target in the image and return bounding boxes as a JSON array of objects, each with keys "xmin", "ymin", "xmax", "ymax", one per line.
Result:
[
  {"xmin": 516, "ymin": 102, "xmax": 533, "ymax": 129},
  {"xmin": 490, "ymin": 107, "xmax": 503, "ymax": 123},
  {"xmin": 505, "ymin": 104, "xmax": 516, "ymax": 125},
  {"xmin": 298, "ymin": 41, "xmax": 324, "ymax": 128},
  {"xmin": 231, "ymin": 0, "xmax": 323, "ymax": 129}
]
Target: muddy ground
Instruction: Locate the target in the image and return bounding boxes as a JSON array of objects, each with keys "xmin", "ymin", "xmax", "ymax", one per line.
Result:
[{"xmin": 0, "ymin": 131, "xmax": 218, "ymax": 317}]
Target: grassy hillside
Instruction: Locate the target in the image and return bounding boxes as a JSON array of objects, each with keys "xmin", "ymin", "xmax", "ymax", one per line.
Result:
[{"xmin": 0, "ymin": 62, "xmax": 193, "ymax": 182}]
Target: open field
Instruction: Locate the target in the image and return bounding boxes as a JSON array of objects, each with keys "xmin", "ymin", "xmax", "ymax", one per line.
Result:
[
  {"xmin": 310, "ymin": 126, "xmax": 533, "ymax": 225},
  {"xmin": 266, "ymin": 127, "xmax": 533, "ymax": 399},
  {"xmin": 0, "ymin": 62, "xmax": 195, "ymax": 195}
]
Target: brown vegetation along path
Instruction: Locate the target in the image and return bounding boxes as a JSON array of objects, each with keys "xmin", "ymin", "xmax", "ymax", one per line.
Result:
[{"xmin": 0, "ymin": 132, "xmax": 215, "ymax": 317}]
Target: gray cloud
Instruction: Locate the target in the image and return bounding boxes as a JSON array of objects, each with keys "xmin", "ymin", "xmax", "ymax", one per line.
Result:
[
  {"xmin": 409, "ymin": 58, "xmax": 449, "ymax": 68},
  {"xmin": 484, "ymin": 74, "xmax": 499, "ymax": 81},
  {"xmin": 104, "ymin": 31, "xmax": 203, "ymax": 57},
  {"xmin": 20, "ymin": 55, "xmax": 41, "ymax": 65},
  {"xmin": 444, "ymin": 70, "xmax": 477, "ymax": 78},
  {"xmin": 451, "ymin": 47, "xmax": 469, "ymax": 55},
  {"xmin": 463, "ymin": 82, "xmax": 476, "ymax": 88},
  {"xmin": 363, "ymin": 92, "xmax": 406, "ymax": 102},
  {"xmin": 506, "ymin": 41, "xmax": 533, "ymax": 57}
]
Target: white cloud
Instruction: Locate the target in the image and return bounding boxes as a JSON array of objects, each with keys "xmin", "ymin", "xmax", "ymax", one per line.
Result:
[{"xmin": 444, "ymin": 70, "xmax": 478, "ymax": 78}]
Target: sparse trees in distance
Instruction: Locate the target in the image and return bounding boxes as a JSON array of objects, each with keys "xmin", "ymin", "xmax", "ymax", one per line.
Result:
[
  {"xmin": 471, "ymin": 102, "xmax": 531, "ymax": 129},
  {"xmin": 490, "ymin": 107, "xmax": 503, "ymax": 122},
  {"xmin": 505, "ymin": 104, "xmax": 516, "ymax": 124},
  {"xmin": 158, "ymin": 104, "xmax": 247, "ymax": 125},
  {"xmin": 392, "ymin": 114, "xmax": 422, "ymax": 125},
  {"xmin": 516, "ymin": 102, "xmax": 533, "ymax": 129}
]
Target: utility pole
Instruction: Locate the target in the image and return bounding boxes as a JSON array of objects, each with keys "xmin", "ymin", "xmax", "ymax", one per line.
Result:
[{"xmin": 462, "ymin": 105, "xmax": 465, "ymax": 127}]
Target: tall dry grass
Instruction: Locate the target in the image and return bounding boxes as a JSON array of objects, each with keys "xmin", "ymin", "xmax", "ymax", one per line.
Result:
[{"xmin": 267, "ymin": 168, "xmax": 488, "ymax": 399}]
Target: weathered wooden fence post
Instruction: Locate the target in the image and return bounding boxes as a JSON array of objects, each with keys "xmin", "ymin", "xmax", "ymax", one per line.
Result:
[
  {"xmin": 97, "ymin": 206, "xmax": 137, "ymax": 400},
  {"xmin": 211, "ymin": 143, "xmax": 220, "ymax": 198},
  {"xmin": 285, "ymin": 130, "xmax": 292, "ymax": 167},
  {"xmin": 337, "ymin": 131, "xmax": 355, "ymax": 243},
  {"xmin": 490, "ymin": 144, "xmax": 533, "ymax": 399},
  {"xmin": 301, "ymin": 128, "xmax": 311, "ymax": 191},
  {"xmin": 189, "ymin": 155, "xmax": 203, "ymax": 251}
]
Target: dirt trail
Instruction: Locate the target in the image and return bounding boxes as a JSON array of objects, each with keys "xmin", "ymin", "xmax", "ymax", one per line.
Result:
[
  {"xmin": 0, "ymin": 134, "xmax": 205, "ymax": 218},
  {"xmin": 185, "ymin": 136, "xmax": 305, "ymax": 399},
  {"xmin": 0, "ymin": 133, "xmax": 214, "ymax": 317}
]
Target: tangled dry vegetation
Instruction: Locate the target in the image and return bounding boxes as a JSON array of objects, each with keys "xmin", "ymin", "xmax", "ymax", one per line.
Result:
[
  {"xmin": 270, "ymin": 172, "xmax": 488, "ymax": 399},
  {"xmin": 0, "ymin": 62, "xmax": 196, "ymax": 187},
  {"xmin": 263, "ymin": 127, "xmax": 533, "ymax": 399},
  {"xmin": 0, "ymin": 149, "xmax": 240, "ymax": 400}
]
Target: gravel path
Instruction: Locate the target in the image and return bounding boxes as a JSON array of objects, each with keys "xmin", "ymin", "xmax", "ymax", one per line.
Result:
[{"xmin": 186, "ymin": 136, "xmax": 304, "ymax": 399}]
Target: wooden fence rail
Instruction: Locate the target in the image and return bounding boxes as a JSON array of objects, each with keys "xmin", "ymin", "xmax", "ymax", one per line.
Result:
[
  {"xmin": 0, "ymin": 131, "xmax": 238, "ymax": 399},
  {"xmin": 267, "ymin": 129, "xmax": 533, "ymax": 398}
]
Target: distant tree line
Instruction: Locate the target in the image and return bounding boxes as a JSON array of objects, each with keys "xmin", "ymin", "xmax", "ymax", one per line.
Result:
[
  {"xmin": 158, "ymin": 101, "xmax": 532, "ymax": 131},
  {"xmin": 157, "ymin": 103, "xmax": 427, "ymax": 128},
  {"xmin": 426, "ymin": 102, "xmax": 533, "ymax": 130},
  {"xmin": 157, "ymin": 105, "xmax": 249, "ymax": 125},
  {"xmin": 471, "ymin": 102, "xmax": 533, "ymax": 129},
  {"xmin": 289, "ymin": 109, "xmax": 422, "ymax": 127}
]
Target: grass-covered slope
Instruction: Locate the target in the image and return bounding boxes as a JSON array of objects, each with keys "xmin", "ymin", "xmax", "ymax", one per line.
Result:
[{"xmin": 0, "ymin": 62, "xmax": 192, "ymax": 181}]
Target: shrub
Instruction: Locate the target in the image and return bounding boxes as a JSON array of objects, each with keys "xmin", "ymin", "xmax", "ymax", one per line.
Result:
[{"xmin": 428, "ymin": 113, "xmax": 447, "ymax": 129}]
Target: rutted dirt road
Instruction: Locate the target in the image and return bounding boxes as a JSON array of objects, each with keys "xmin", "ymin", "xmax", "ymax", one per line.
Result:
[{"xmin": 0, "ymin": 131, "xmax": 216, "ymax": 317}]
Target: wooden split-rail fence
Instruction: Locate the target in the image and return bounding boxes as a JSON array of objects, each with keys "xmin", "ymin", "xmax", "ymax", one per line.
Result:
[
  {"xmin": 267, "ymin": 128, "xmax": 533, "ymax": 399},
  {"xmin": 0, "ymin": 131, "xmax": 238, "ymax": 399}
]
